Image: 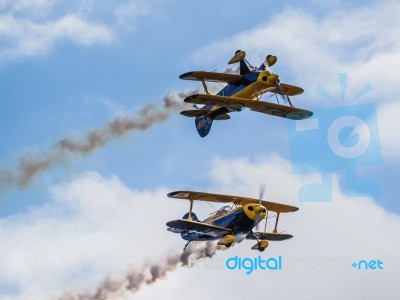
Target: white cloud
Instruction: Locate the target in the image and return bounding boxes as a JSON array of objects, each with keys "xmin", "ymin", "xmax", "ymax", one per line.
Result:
[
  {"xmin": 114, "ymin": 0, "xmax": 151, "ymax": 29},
  {"xmin": 190, "ymin": 0, "xmax": 400, "ymax": 163},
  {"xmin": 1, "ymin": 154, "xmax": 399, "ymax": 299},
  {"xmin": 192, "ymin": 0, "xmax": 400, "ymax": 104},
  {"xmin": 0, "ymin": 0, "xmax": 156, "ymax": 63},
  {"xmin": 0, "ymin": 2, "xmax": 399, "ymax": 299},
  {"xmin": 377, "ymin": 101, "xmax": 400, "ymax": 162},
  {"xmin": 0, "ymin": 14, "xmax": 113, "ymax": 61},
  {"xmin": 0, "ymin": 0, "xmax": 56, "ymax": 13},
  {"xmin": 0, "ymin": 172, "xmax": 184, "ymax": 299},
  {"xmin": 131, "ymin": 154, "xmax": 400, "ymax": 300}
]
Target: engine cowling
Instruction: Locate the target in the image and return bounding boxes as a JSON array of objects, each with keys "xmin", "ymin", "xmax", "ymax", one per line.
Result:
[
  {"xmin": 243, "ymin": 203, "xmax": 267, "ymax": 222},
  {"xmin": 257, "ymin": 71, "xmax": 279, "ymax": 85}
]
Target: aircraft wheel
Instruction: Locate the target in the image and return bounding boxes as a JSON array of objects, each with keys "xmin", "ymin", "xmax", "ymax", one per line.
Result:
[
  {"xmin": 225, "ymin": 243, "xmax": 232, "ymax": 248},
  {"xmin": 258, "ymin": 247, "xmax": 265, "ymax": 252}
]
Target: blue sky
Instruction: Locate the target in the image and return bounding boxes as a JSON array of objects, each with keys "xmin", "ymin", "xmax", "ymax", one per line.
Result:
[
  {"xmin": 1, "ymin": 0, "xmax": 399, "ymax": 215},
  {"xmin": 0, "ymin": 1, "xmax": 399, "ymax": 299}
]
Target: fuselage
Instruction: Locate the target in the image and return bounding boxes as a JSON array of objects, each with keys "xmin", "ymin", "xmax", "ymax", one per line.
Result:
[
  {"xmin": 181, "ymin": 203, "xmax": 266, "ymax": 242},
  {"xmin": 207, "ymin": 70, "xmax": 278, "ymax": 117},
  {"xmin": 218, "ymin": 71, "xmax": 265, "ymax": 97}
]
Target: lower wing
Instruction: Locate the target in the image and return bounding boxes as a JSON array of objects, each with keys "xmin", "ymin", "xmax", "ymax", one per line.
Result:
[
  {"xmin": 166, "ymin": 219, "xmax": 232, "ymax": 236},
  {"xmin": 184, "ymin": 94, "xmax": 312, "ymax": 120},
  {"xmin": 246, "ymin": 232, "xmax": 293, "ymax": 241}
]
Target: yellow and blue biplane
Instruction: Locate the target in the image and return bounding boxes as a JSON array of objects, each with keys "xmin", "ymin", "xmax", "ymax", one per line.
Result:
[
  {"xmin": 166, "ymin": 190, "xmax": 298, "ymax": 251},
  {"xmin": 179, "ymin": 50, "xmax": 313, "ymax": 137}
]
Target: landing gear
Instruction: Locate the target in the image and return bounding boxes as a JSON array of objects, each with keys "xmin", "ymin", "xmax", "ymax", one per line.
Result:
[
  {"xmin": 250, "ymin": 231, "xmax": 269, "ymax": 252},
  {"xmin": 251, "ymin": 239, "xmax": 269, "ymax": 252},
  {"xmin": 217, "ymin": 234, "xmax": 235, "ymax": 247},
  {"xmin": 183, "ymin": 241, "xmax": 192, "ymax": 251}
]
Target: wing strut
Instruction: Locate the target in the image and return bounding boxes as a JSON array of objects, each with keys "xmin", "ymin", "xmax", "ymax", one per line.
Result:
[
  {"xmin": 273, "ymin": 212, "xmax": 280, "ymax": 233},
  {"xmin": 188, "ymin": 199, "xmax": 194, "ymax": 220},
  {"xmin": 264, "ymin": 210, "xmax": 268, "ymax": 232},
  {"xmin": 201, "ymin": 80, "xmax": 210, "ymax": 94}
]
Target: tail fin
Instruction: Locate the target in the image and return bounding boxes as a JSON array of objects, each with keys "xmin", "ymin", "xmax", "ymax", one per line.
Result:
[
  {"xmin": 182, "ymin": 212, "xmax": 199, "ymax": 221},
  {"xmin": 239, "ymin": 60, "xmax": 251, "ymax": 75},
  {"xmin": 195, "ymin": 116, "xmax": 213, "ymax": 138}
]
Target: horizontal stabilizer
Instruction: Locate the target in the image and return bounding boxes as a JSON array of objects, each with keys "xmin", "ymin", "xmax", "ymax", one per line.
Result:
[
  {"xmin": 180, "ymin": 110, "xmax": 230, "ymax": 120},
  {"xmin": 214, "ymin": 113, "xmax": 230, "ymax": 120},
  {"xmin": 167, "ymin": 227, "xmax": 185, "ymax": 234},
  {"xmin": 246, "ymin": 232, "xmax": 293, "ymax": 241},
  {"xmin": 180, "ymin": 110, "xmax": 209, "ymax": 118}
]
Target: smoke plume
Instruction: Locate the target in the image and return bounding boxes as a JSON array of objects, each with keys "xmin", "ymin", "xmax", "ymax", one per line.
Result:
[
  {"xmin": 224, "ymin": 66, "xmax": 240, "ymax": 74},
  {"xmin": 59, "ymin": 241, "xmax": 224, "ymax": 300},
  {"xmin": 0, "ymin": 90, "xmax": 198, "ymax": 194}
]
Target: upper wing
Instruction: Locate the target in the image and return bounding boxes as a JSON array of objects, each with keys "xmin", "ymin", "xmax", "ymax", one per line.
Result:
[
  {"xmin": 166, "ymin": 219, "xmax": 231, "ymax": 236},
  {"xmin": 246, "ymin": 232, "xmax": 293, "ymax": 241},
  {"xmin": 242, "ymin": 199, "xmax": 298, "ymax": 213},
  {"xmin": 168, "ymin": 191, "xmax": 298, "ymax": 213},
  {"xmin": 179, "ymin": 71, "xmax": 242, "ymax": 83},
  {"xmin": 269, "ymin": 83, "xmax": 304, "ymax": 96},
  {"xmin": 184, "ymin": 94, "xmax": 313, "ymax": 120}
]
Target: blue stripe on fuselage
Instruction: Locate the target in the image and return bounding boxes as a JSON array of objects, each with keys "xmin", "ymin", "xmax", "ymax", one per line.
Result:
[
  {"xmin": 180, "ymin": 209, "xmax": 255, "ymax": 241},
  {"xmin": 217, "ymin": 72, "xmax": 259, "ymax": 97},
  {"xmin": 211, "ymin": 209, "xmax": 254, "ymax": 233}
]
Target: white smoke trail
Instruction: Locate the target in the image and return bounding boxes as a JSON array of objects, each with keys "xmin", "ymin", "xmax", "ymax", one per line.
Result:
[
  {"xmin": 0, "ymin": 90, "xmax": 198, "ymax": 194},
  {"xmin": 58, "ymin": 241, "xmax": 224, "ymax": 300}
]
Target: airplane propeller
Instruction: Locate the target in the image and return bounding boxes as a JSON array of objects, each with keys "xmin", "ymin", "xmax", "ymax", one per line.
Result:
[
  {"xmin": 258, "ymin": 54, "xmax": 294, "ymax": 107},
  {"xmin": 254, "ymin": 184, "xmax": 266, "ymax": 231},
  {"xmin": 274, "ymin": 82, "xmax": 293, "ymax": 106},
  {"xmin": 258, "ymin": 183, "xmax": 266, "ymax": 205}
]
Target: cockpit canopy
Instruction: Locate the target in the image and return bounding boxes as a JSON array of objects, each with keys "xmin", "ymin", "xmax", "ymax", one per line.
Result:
[{"xmin": 213, "ymin": 205, "xmax": 231, "ymax": 216}]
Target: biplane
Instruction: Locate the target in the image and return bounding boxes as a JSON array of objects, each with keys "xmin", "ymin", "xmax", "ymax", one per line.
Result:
[
  {"xmin": 166, "ymin": 190, "xmax": 298, "ymax": 251},
  {"xmin": 179, "ymin": 50, "xmax": 313, "ymax": 137}
]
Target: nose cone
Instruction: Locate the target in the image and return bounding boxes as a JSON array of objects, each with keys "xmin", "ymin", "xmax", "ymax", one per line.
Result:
[
  {"xmin": 254, "ymin": 205, "xmax": 264, "ymax": 213},
  {"xmin": 243, "ymin": 204, "xmax": 267, "ymax": 221},
  {"xmin": 258, "ymin": 71, "xmax": 279, "ymax": 84},
  {"xmin": 268, "ymin": 73, "xmax": 279, "ymax": 84}
]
